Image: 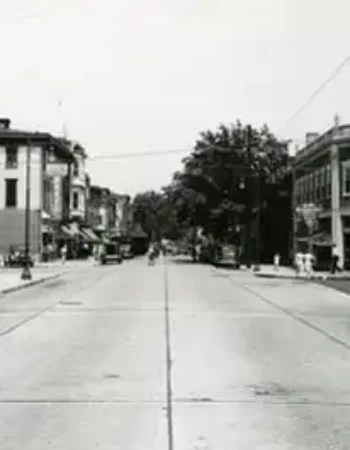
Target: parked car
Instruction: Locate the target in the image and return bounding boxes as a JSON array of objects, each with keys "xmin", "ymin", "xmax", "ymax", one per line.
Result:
[
  {"xmin": 120, "ymin": 244, "xmax": 134, "ymax": 259},
  {"xmin": 4, "ymin": 247, "xmax": 34, "ymax": 268},
  {"xmin": 100, "ymin": 243, "xmax": 122, "ymax": 265}
]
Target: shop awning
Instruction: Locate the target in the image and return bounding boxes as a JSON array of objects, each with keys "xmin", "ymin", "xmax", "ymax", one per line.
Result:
[
  {"xmin": 81, "ymin": 228, "xmax": 101, "ymax": 243},
  {"xmin": 313, "ymin": 232, "xmax": 332, "ymax": 247},
  {"xmin": 297, "ymin": 232, "xmax": 332, "ymax": 247},
  {"xmin": 61, "ymin": 225, "xmax": 75, "ymax": 237},
  {"xmin": 131, "ymin": 223, "xmax": 148, "ymax": 239}
]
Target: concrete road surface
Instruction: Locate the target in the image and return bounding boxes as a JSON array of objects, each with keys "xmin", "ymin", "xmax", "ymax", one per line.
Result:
[{"xmin": 1, "ymin": 258, "xmax": 350, "ymax": 448}]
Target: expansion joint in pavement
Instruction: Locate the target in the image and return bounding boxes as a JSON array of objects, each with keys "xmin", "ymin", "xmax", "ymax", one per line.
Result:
[{"xmin": 162, "ymin": 256, "xmax": 174, "ymax": 450}]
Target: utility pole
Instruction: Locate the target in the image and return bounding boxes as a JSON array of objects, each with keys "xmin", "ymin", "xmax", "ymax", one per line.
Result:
[
  {"xmin": 245, "ymin": 124, "xmax": 261, "ymax": 271},
  {"xmin": 253, "ymin": 172, "xmax": 261, "ymax": 272},
  {"xmin": 245, "ymin": 125, "xmax": 253, "ymax": 268},
  {"xmin": 21, "ymin": 138, "xmax": 32, "ymax": 280}
]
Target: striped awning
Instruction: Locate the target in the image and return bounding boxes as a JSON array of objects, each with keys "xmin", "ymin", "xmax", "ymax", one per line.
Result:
[
  {"xmin": 61, "ymin": 225, "xmax": 75, "ymax": 237},
  {"xmin": 297, "ymin": 232, "xmax": 332, "ymax": 247},
  {"xmin": 81, "ymin": 228, "xmax": 101, "ymax": 243}
]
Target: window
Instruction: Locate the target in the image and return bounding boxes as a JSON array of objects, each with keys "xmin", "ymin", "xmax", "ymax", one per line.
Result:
[
  {"xmin": 320, "ymin": 167, "xmax": 326, "ymax": 198},
  {"xmin": 5, "ymin": 145, "xmax": 18, "ymax": 169},
  {"xmin": 315, "ymin": 169, "xmax": 321, "ymax": 200},
  {"xmin": 299, "ymin": 177, "xmax": 304, "ymax": 203},
  {"xmin": 326, "ymin": 165, "xmax": 331, "ymax": 197},
  {"xmin": 343, "ymin": 162, "xmax": 350, "ymax": 196},
  {"xmin": 73, "ymin": 161, "xmax": 79, "ymax": 177},
  {"xmin": 306, "ymin": 174, "xmax": 311, "ymax": 202},
  {"xmin": 73, "ymin": 192, "xmax": 79, "ymax": 209},
  {"xmin": 5, "ymin": 179, "xmax": 17, "ymax": 207}
]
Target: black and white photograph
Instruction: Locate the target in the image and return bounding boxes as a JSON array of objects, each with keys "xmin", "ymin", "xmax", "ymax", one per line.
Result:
[{"xmin": 1, "ymin": 0, "xmax": 350, "ymax": 448}]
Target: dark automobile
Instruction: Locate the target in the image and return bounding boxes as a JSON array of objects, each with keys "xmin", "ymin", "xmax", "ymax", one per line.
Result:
[
  {"xmin": 100, "ymin": 243, "xmax": 122, "ymax": 265},
  {"xmin": 4, "ymin": 247, "xmax": 34, "ymax": 268},
  {"xmin": 120, "ymin": 244, "xmax": 134, "ymax": 259}
]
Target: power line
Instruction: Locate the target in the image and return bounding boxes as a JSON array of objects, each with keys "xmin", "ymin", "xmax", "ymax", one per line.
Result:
[
  {"xmin": 86, "ymin": 149, "xmax": 190, "ymax": 160},
  {"xmin": 285, "ymin": 55, "xmax": 350, "ymax": 125}
]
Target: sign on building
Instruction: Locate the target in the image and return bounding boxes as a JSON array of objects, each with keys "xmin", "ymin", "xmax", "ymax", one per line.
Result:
[
  {"xmin": 296, "ymin": 203, "xmax": 322, "ymax": 231},
  {"xmin": 46, "ymin": 163, "xmax": 68, "ymax": 177},
  {"xmin": 52, "ymin": 176, "xmax": 62, "ymax": 219}
]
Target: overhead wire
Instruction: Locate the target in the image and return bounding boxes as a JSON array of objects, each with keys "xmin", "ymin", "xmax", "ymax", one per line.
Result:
[
  {"xmin": 3, "ymin": 4, "xmax": 350, "ymax": 161},
  {"xmin": 285, "ymin": 55, "xmax": 350, "ymax": 125}
]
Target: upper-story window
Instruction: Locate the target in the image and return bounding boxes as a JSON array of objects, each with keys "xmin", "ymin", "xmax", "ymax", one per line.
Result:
[
  {"xmin": 73, "ymin": 192, "xmax": 79, "ymax": 209},
  {"xmin": 315, "ymin": 169, "xmax": 321, "ymax": 200},
  {"xmin": 5, "ymin": 178, "xmax": 17, "ymax": 207},
  {"xmin": 73, "ymin": 161, "xmax": 79, "ymax": 177},
  {"xmin": 5, "ymin": 145, "xmax": 18, "ymax": 169},
  {"xmin": 320, "ymin": 167, "xmax": 326, "ymax": 198},
  {"xmin": 326, "ymin": 164, "xmax": 331, "ymax": 197},
  {"xmin": 342, "ymin": 161, "xmax": 350, "ymax": 196}
]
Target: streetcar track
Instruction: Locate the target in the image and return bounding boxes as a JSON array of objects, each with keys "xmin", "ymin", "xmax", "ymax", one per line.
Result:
[{"xmin": 227, "ymin": 275, "xmax": 350, "ymax": 352}]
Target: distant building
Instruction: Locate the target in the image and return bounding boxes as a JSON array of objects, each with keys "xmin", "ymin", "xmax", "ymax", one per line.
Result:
[
  {"xmin": 0, "ymin": 118, "xmax": 74, "ymax": 258},
  {"xmin": 69, "ymin": 141, "xmax": 88, "ymax": 223},
  {"xmin": 110, "ymin": 194, "xmax": 131, "ymax": 238},
  {"xmin": 86, "ymin": 185, "xmax": 111, "ymax": 240},
  {"xmin": 293, "ymin": 116, "xmax": 350, "ymax": 269}
]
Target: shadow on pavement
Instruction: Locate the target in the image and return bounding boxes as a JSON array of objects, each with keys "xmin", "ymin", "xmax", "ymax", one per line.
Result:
[
  {"xmin": 168, "ymin": 257, "xmax": 198, "ymax": 265},
  {"xmin": 315, "ymin": 279, "xmax": 350, "ymax": 296}
]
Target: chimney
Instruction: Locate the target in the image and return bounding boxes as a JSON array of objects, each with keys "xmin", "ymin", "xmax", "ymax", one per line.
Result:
[
  {"xmin": 0, "ymin": 118, "xmax": 11, "ymax": 129},
  {"xmin": 305, "ymin": 132, "xmax": 319, "ymax": 145}
]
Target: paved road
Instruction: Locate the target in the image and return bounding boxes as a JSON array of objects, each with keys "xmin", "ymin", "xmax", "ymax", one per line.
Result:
[{"xmin": 1, "ymin": 258, "xmax": 350, "ymax": 448}]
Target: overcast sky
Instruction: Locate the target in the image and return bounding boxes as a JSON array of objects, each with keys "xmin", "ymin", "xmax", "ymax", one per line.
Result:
[{"xmin": 1, "ymin": 0, "xmax": 350, "ymax": 195}]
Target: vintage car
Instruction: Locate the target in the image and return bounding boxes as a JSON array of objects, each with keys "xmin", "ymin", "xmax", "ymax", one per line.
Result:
[
  {"xmin": 100, "ymin": 243, "xmax": 123, "ymax": 265},
  {"xmin": 4, "ymin": 247, "xmax": 34, "ymax": 268}
]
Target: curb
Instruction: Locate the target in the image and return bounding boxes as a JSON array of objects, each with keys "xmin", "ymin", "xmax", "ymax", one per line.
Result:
[
  {"xmin": 0, "ymin": 273, "xmax": 63, "ymax": 295},
  {"xmin": 255, "ymin": 273, "xmax": 350, "ymax": 281}
]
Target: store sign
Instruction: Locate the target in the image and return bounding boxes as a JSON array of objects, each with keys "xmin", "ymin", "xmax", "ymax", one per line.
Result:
[
  {"xmin": 296, "ymin": 203, "xmax": 322, "ymax": 231},
  {"xmin": 46, "ymin": 163, "xmax": 68, "ymax": 177},
  {"xmin": 52, "ymin": 177, "xmax": 62, "ymax": 219}
]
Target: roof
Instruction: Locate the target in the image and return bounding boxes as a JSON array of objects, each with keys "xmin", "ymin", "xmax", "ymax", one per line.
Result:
[
  {"xmin": 295, "ymin": 124, "xmax": 350, "ymax": 166},
  {"xmin": 0, "ymin": 128, "xmax": 74, "ymax": 161}
]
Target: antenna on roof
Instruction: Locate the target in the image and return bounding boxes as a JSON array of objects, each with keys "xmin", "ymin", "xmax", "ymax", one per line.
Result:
[
  {"xmin": 57, "ymin": 96, "xmax": 68, "ymax": 139},
  {"xmin": 334, "ymin": 113, "xmax": 340, "ymax": 128}
]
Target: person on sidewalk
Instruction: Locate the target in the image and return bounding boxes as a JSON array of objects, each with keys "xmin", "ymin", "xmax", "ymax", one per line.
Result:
[
  {"xmin": 273, "ymin": 253, "xmax": 280, "ymax": 271},
  {"xmin": 60, "ymin": 244, "xmax": 67, "ymax": 264},
  {"xmin": 304, "ymin": 251, "xmax": 315, "ymax": 278},
  {"xmin": 330, "ymin": 243, "xmax": 341, "ymax": 274},
  {"xmin": 294, "ymin": 251, "xmax": 303, "ymax": 277}
]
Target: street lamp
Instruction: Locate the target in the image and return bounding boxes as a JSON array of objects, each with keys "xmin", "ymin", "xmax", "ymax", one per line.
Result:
[{"xmin": 21, "ymin": 138, "xmax": 32, "ymax": 280}]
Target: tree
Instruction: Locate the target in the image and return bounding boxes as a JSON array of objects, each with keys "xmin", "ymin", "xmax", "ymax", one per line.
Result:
[
  {"xmin": 168, "ymin": 120, "xmax": 292, "ymax": 262},
  {"xmin": 131, "ymin": 191, "xmax": 165, "ymax": 240},
  {"xmin": 130, "ymin": 120, "xmax": 292, "ymax": 264},
  {"xmin": 131, "ymin": 189, "xmax": 181, "ymax": 241}
]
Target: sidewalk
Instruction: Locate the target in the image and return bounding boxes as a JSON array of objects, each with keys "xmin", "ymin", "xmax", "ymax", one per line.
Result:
[
  {"xmin": 0, "ymin": 259, "xmax": 95, "ymax": 295},
  {"xmin": 254, "ymin": 264, "xmax": 350, "ymax": 280},
  {"xmin": 0, "ymin": 268, "xmax": 62, "ymax": 294}
]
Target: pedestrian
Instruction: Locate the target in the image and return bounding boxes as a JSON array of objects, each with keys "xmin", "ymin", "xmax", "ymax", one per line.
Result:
[
  {"xmin": 60, "ymin": 244, "xmax": 67, "ymax": 264},
  {"xmin": 273, "ymin": 252, "xmax": 280, "ymax": 271},
  {"xmin": 294, "ymin": 251, "xmax": 303, "ymax": 277},
  {"xmin": 304, "ymin": 251, "xmax": 315, "ymax": 278},
  {"xmin": 330, "ymin": 243, "xmax": 341, "ymax": 274}
]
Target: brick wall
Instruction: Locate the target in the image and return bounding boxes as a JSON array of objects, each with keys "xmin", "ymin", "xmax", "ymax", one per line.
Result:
[{"xmin": 0, "ymin": 209, "xmax": 41, "ymax": 255}]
